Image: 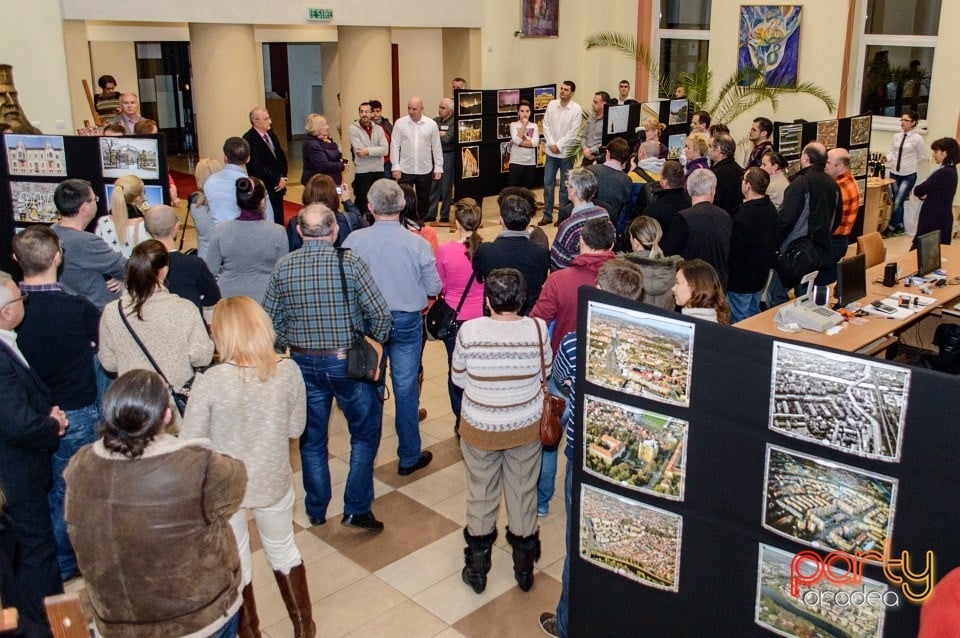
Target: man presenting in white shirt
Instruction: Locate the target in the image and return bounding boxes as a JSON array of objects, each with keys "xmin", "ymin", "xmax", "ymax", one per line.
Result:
[
  {"xmin": 541, "ymin": 81, "xmax": 583, "ymax": 226},
  {"xmin": 390, "ymin": 96, "xmax": 443, "ymax": 218}
]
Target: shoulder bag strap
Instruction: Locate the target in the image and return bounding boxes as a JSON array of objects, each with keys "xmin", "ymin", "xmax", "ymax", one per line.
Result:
[
  {"xmin": 634, "ymin": 165, "xmax": 654, "ymax": 184},
  {"xmin": 336, "ymin": 249, "xmax": 360, "ymax": 339},
  {"xmin": 117, "ymin": 301, "xmax": 175, "ymax": 388},
  {"xmin": 451, "ymin": 272, "xmax": 475, "ymax": 317},
  {"xmin": 532, "ymin": 318, "xmax": 549, "ymax": 393}
]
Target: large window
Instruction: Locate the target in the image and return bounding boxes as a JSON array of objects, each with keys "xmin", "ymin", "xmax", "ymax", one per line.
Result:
[
  {"xmin": 856, "ymin": 0, "xmax": 940, "ymax": 123},
  {"xmin": 656, "ymin": 0, "xmax": 711, "ymax": 98}
]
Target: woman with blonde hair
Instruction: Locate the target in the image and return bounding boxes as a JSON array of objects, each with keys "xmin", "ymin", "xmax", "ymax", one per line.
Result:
[
  {"xmin": 642, "ymin": 118, "xmax": 668, "ymax": 159},
  {"xmin": 301, "ymin": 113, "xmax": 347, "ymax": 186},
  {"xmin": 672, "ymin": 258, "xmax": 731, "ymax": 324},
  {"xmin": 96, "ymin": 174, "xmax": 146, "ymax": 257},
  {"xmin": 182, "ymin": 297, "xmax": 313, "ymax": 638},
  {"xmin": 188, "ymin": 158, "xmax": 224, "ymax": 259},
  {"xmin": 683, "ymin": 133, "xmax": 709, "ymax": 182},
  {"xmin": 436, "ymin": 198, "xmax": 486, "ymax": 434},
  {"xmin": 622, "ymin": 216, "xmax": 681, "ymax": 310}
]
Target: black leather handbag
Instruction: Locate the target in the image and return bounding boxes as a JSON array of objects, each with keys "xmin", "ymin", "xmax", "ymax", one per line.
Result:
[{"xmin": 425, "ymin": 275, "xmax": 474, "ymax": 341}]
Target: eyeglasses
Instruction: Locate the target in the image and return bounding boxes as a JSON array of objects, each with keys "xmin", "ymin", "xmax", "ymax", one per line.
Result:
[
  {"xmin": 88, "ymin": 195, "xmax": 99, "ymax": 204},
  {"xmin": 2, "ymin": 292, "xmax": 28, "ymax": 308}
]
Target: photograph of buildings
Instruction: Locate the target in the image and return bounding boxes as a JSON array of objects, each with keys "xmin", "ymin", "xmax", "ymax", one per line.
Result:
[
  {"xmin": 534, "ymin": 113, "xmax": 544, "ymax": 135},
  {"xmin": 533, "ymin": 86, "xmax": 555, "ymax": 110},
  {"xmin": 816, "ymin": 119, "xmax": 838, "ymax": 150},
  {"xmin": 5, "ymin": 134, "xmax": 67, "ymax": 177},
  {"xmin": 755, "ymin": 543, "xmax": 886, "ymax": 638},
  {"xmin": 849, "ymin": 147, "xmax": 869, "ymax": 178},
  {"xmin": 778, "ymin": 124, "xmax": 802, "ymax": 156},
  {"xmin": 100, "ymin": 137, "xmax": 159, "ymax": 180},
  {"xmin": 667, "ymin": 134, "xmax": 685, "ymax": 160},
  {"xmin": 458, "ymin": 118, "xmax": 483, "ymax": 144},
  {"xmin": 639, "ymin": 103, "xmax": 660, "ymax": 129},
  {"xmin": 497, "ymin": 116, "xmax": 514, "ymax": 139},
  {"xmin": 585, "ymin": 301, "xmax": 694, "ymax": 407},
  {"xmin": 10, "ymin": 181, "xmax": 58, "ymax": 223},
  {"xmin": 857, "ymin": 178, "xmax": 866, "ymax": 206},
  {"xmin": 461, "ymin": 146, "xmax": 479, "ymax": 178},
  {"xmin": 606, "ymin": 104, "xmax": 629, "ymax": 134},
  {"xmin": 762, "ymin": 445, "xmax": 897, "ymax": 556},
  {"xmin": 500, "ymin": 142, "xmax": 511, "ymax": 173},
  {"xmin": 497, "ymin": 89, "xmax": 520, "ymax": 114},
  {"xmin": 457, "ymin": 91, "xmax": 482, "ymax": 116},
  {"xmin": 579, "ymin": 484, "xmax": 682, "ymax": 592},
  {"xmin": 850, "ymin": 115, "xmax": 872, "ymax": 146},
  {"xmin": 536, "ymin": 140, "xmax": 546, "ymax": 167},
  {"xmin": 583, "ymin": 394, "xmax": 687, "ymax": 500},
  {"xmin": 668, "ymin": 99, "xmax": 688, "ymax": 125},
  {"xmin": 769, "ymin": 342, "xmax": 909, "ymax": 461}
]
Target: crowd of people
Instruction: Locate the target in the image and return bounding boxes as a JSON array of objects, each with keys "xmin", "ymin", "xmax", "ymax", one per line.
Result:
[{"xmin": 2, "ymin": 72, "xmax": 958, "ymax": 638}]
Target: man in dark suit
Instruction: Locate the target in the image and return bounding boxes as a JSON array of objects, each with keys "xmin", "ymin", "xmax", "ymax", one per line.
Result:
[
  {"xmin": 708, "ymin": 133, "xmax": 745, "ymax": 215},
  {"xmin": 244, "ymin": 107, "xmax": 288, "ymax": 225},
  {"xmin": 0, "ymin": 272, "xmax": 67, "ymax": 630}
]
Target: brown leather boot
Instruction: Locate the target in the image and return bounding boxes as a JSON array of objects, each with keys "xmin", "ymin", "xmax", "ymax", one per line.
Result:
[
  {"xmin": 237, "ymin": 584, "xmax": 262, "ymax": 638},
  {"xmin": 273, "ymin": 563, "xmax": 316, "ymax": 638}
]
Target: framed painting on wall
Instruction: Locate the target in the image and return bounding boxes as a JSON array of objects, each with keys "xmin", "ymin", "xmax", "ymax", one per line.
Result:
[
  {"xmin": 520, "ymin": 0, "xmax": 559, "ymax": 37},
  {"xmin": 737, "ymin": 5, "xmax": 802, "ymax": 87}
]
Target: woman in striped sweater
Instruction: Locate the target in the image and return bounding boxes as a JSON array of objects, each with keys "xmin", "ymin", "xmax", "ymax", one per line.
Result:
[{"xmin": 451, "ymin": 268, "xmax": 550, "ymax": 595}]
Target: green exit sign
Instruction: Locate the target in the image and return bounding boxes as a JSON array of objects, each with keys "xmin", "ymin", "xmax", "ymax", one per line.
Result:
[{"xmin": 307, "ymin": 8, "xmax": 333, "ymax": 21}]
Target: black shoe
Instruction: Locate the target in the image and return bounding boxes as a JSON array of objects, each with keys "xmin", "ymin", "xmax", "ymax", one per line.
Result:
[
  {"xmin": 341, "ymin": 511, "xmax": 384, "ymax": 531},
  {"xmin": 398, "ymin": 450, "xmax": 433, "ymax": 476},
  {"xmin": 423, "ymin": 216, "xmax": 437, "ymax": 223},
  {"xmin": 537, "ymin": 218, "xmax": 553, "ymax": 226},
  {"xmin": 308, "ymin": 516, "xmax": 326, "ymax": 526}
]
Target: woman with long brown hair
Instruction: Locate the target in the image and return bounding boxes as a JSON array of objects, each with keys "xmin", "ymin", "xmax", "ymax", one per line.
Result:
[
  {"xmin": 182, "ymin": 297, "xmax": 313, "ymax": 638},
  {"xmin": 672, "ymin": 258, "xmax": 730, "ymax": 324}
]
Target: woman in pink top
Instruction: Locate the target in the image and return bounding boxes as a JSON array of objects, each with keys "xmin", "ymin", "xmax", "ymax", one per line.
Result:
[{"xmin": 436, "ymin": 198, "xmax": 486, "ymax": 434}]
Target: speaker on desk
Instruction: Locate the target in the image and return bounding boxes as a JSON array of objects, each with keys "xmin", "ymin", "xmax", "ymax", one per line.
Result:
[{"xmin": 883, "ymin": 262, "xmax": 898, "ymax": 287}]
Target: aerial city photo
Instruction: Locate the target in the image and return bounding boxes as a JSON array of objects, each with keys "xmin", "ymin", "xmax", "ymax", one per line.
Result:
[
  {"xmin": 579, "ymin": 484, "xmax": 682, "ymax": 592},
  {"xmin": 769, "ymin": 342, "xmax": 909, "ymax": 461},
  {"xmin": 585, "ymin": 301, "xmax": 694, "ymax": 407},
  {"xmin": 762, "ymin": 446, "xmax": 897, "ymax": 555},
  {"xmin": 755, "ymin": 543, "xmax": 886, "ymax": 638},
  {"xmin": 582, "ymin": 394, "xmax": 688, "ymax": 501}
]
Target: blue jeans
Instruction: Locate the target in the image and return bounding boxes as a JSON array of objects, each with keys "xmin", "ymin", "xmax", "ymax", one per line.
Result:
[
  {"xmin": 542, "ymin": 155, "xmax": 572, "ymax": 221},
  {"xmin": 292, "ymin": 352, "xmax": 383, "ymax": 518},
  {"xmin": 537, "ymin": 375, "xmax": 566, "ymax": 513},
  {"xmin": 726, "ymin": 291, "xmax": 761, "ymax": 324},
  {"xmin": 889, "ymin": 172, "xmax": 917, "ymax": 230},
  {"xmin": 556, "ymin": 459, "xmax": 572, "ymax": 637},
  {"xmin": 386, "ymin": 311, "xmax": 424, "ymax": 467},
  {"xmin": 209, "ymin": 611, "xmax": 240, "ymax": 638},
  {"xmin": 442, "ymin": 325, "xmax": 464, "ymax": 427},
  {"xmin": 49, "ymin": 402, "xmax": 100, "ymax": 580}
]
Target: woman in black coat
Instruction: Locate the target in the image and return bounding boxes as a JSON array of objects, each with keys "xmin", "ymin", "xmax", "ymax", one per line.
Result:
[{"xmin": 912, "ymin": 137, "xmax": 959, "ymax": 248}]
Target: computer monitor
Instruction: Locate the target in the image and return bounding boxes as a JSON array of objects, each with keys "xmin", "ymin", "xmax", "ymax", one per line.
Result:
[
  {"xmin": 917, "ymin": 230, "xmax": 942, "ymax": 277},
  {"xmin": 836, "ymin": 253, "xmax": 867, "ymax": 309}
]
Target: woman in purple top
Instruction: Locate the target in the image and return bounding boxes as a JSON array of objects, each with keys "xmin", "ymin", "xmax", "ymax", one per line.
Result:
[
  {"xmin": 683, "ymin": 133, "xmax": 709, "ymax": 183},
  {"xmin": 435, "ymin": 198, "xmax": 485, "ymax": 434},
  {"xmin": 300, "ymin": 114, "xmax": 347, "ymax": 186}
]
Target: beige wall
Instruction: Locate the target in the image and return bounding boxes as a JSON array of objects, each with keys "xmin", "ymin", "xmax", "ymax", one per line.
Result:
[
  {"xmin": 1, "ymin": 0, "xmax": 73, "ymax": 133},
  {"xmin": 442, "ymin": 28, "xmax": 481, "ymax": 94},
  {"xmin": 62, "ymin": 20, "xmax": 94, "ymax": 130},
  {"xmin": 88, "ymin": 41, "xmax": 138, "ymax": 109},
  {"xmin": 392, "ymin": 28, "xmax": 444, "ymax": 120}
]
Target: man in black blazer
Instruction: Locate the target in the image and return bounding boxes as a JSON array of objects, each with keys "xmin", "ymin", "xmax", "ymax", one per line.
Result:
[
  {"xmin": 0, "ymin": 273, "xmax": 67, "ymax": 629},
  {"xmin": 708, "ymin": 133, "xmax": 745, "ymax": 215},
  {"xmin": 244, "ymin": 107, "xmax": 289, "ymax": 225}
]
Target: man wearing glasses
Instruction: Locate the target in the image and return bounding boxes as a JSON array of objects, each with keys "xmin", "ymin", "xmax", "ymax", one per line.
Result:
[
  {"xmin": 51, "ymin": 179, "xmax": 127, "ymax": 311},
  {"xmin": 0, "ymin": 271, "xmax": 69, "ymax": 633}
]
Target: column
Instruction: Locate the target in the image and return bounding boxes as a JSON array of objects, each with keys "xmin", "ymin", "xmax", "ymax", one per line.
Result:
[
  {"xmin": 338, "ymin": 27, "xmax": 392, "ymax": 125},
  {"xmin": 188, "ymin": 23, "xmax": 262, "ymax": 160}
]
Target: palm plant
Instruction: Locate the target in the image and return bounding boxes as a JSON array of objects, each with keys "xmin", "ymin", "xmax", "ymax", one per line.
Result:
[{"xmin": 584, "ymin": 31, "xmax": 836, "ymax": 123}]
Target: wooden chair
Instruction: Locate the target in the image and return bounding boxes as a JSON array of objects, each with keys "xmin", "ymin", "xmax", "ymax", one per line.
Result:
[
  {"xmin": 44, "ymin": 593, "xmax": 89, "ymax": 638},
  {"xmin": 856, "ymin": 231, "xmax": 887, "ymax": 269}
]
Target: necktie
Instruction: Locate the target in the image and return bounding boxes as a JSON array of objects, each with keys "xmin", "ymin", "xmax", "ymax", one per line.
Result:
[
  {"xmin": 895, "ymin": 134, "xmax": 906, "ymax": 173},
  {"xmin": 263, "ymin": 133, "xmax": 275, "ymax": 156}
]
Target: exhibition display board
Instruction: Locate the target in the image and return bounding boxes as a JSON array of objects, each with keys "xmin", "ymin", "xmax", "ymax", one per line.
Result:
[
  {"xmin": 568, "ymin": 287, "xmax": 959, "ymax": 637},
  {"xmin": 600, "ymin": 97, "xmax": 690, "ymax": 157},
  {"xmin": 451, "ymin": 85, "xmax": 554, "ymax": 203},
  {"xmin": 0, "ymin": 133, "xmax": 169, "ymax": 274},
  {"xmin": 773, "ymin": 114, "xmax": 873, "ymax": 238}
]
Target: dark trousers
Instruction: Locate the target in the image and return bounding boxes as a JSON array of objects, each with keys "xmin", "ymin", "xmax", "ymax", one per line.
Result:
[
  {"xmin": 399, "ymin": 172, "xmax": 433, "ymax": 219},
  {"xmin": 508, "ymin": 163, "xmax": 537, "ymax": 189},
  {"xmin": 428, "ymin": 152, "xmax": 455, "ymax": 221},
  {"xmin": 4, "ymin": 497, "xmax": 63, "ymax": 630},
  {"xmin": 353, "ymin": 171, "xmax": 379, "ymax": 218},
  {"xmin": 269, "ymin": 189, "xmax": 287, "ymax": 226}
]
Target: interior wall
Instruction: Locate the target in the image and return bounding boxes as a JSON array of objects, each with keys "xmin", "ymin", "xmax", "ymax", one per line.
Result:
[
  {"xmin": 287, "ymin": 44, "xmax": 324, "ymax": 140},
  {"xmin": 88, "ymin": 41, "xmax": 138, "ymax": 110},
  {"xmin": 319, "ymin": 43, "xmax": 342, "ymax": 147},
  {"xmin": 1, "ymin": 0, "xmax": 73, "ymax": 134},
  {"xmin": 392, "ymin": 28, "xmax": 444, "ymax": 121},
  {"xmin": 62, "ymin": 20, "xmax": 94, "ymax": 130},
  {"xmin": 442, "ymin": 28, "xmax": 480, "ymax": 94}
]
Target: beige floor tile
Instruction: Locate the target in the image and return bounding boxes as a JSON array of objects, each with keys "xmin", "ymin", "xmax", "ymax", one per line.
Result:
[
  {"xmin": 541, "ymin": 555, "xmax": 564, "ymax": 582},
  {"xmin": 412, "ymin": 545, "xmax": 518, "ymax": 625},
  {"xmin": 433, "ymin": 629, "xmax": 468, "ymax": 638},
  {"xmin": 342, "ymin": 599, "xmax": 449, "ymax": 638},
  {"xmin": 375, "ymin": 529, "xmax": 467, "ymax": 597},
  {"xmin": 432, "ymin": 489, "xmax": 468, "ymax": 527},
  {"xmin": 399, "ymin": 461, "xmax": 468, "ymax": 507},
  {"xmin": 453, "ymin": 573, "xmax": 562, "ymax": 638},
  {"xmin": 535, "ymin": 512, "xmax": 567, "ymax": 568}
]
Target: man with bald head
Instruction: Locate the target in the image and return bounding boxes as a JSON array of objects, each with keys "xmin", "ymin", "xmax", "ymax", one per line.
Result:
[
  {"xmin": 824, "ymin": 147, "xmax": 861, "ymax": 279},
  {"xmin": 118, "ymin": 92, "xmax": 142, "ymax": 134},
  {"xmin": 768, "ymin": 142, "xmax": 841, "ymax": 304},
  {"xmin": 390, "ymin": 96, "xmax": 443, "ymax": 217},
  {"xmin": 244, "ymin": 107, "xmax": 289, "ymax": 225},
  {"xmin": 144, "ymin": 205, "xmax": 221, "ymax": 312},
  {"xmin": 428, "ymin": 98, "xmax": 456, "ymax": 223}
]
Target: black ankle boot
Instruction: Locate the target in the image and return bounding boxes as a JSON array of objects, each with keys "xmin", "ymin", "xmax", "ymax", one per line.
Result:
[
  {"xmin": 461, "ymin": 528, "xmax": 498, "ymax": 594},
  {"xmin": 506, "ymin": 528, "xmax": 541, "ymax": 592}
]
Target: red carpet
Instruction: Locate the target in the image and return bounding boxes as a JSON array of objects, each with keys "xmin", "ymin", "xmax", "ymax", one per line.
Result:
[{"xmin": 170, "ymin": 169, "xmax": 300, "ymax": 224}]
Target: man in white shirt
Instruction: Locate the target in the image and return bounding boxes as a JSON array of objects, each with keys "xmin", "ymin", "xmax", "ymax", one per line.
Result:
[
  {"xmin": 541, "ymin": 80, "xmax": 583, "ymax": 225},
  {"xmin": 390, "ymin": 96, "xmax": 443, "ymax": 218}
]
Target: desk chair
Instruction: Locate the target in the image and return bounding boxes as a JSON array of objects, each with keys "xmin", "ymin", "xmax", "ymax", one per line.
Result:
[{"xmin": 857, "ymin": 231, "xmax": 886, "ymax": 269}]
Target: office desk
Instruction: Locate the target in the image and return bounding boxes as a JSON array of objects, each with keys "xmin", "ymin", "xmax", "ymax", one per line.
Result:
[{"xmin": 735, "ymin": 243, "xmax": 960, "ymax": 353}]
